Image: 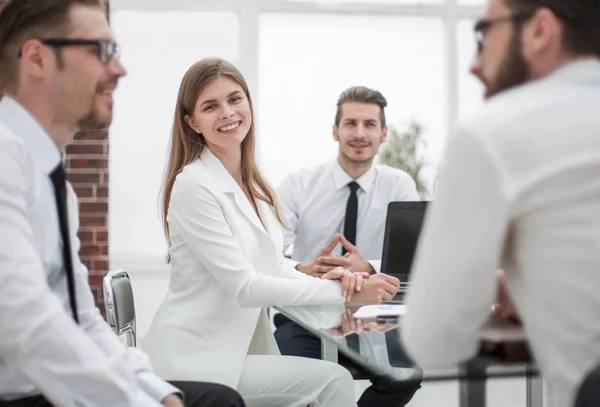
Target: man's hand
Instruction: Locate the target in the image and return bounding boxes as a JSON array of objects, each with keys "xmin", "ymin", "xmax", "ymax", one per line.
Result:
[
  {"xmin": 321, "ymin": 266, "xmax": 370, "ymax": 302},
  {"xmin": 314, "ymin": 234, "xmax": 374, "ymax": 276},
  {"xmin": 296, "ymin": 234, "xmax": 374, "ymax": 277},
  {"xmin": 351, "ymin": 273, "xmax": 400, "ymax": 304},
  {"xmin": 295, "ymin": 234, "xmax": 341, "ymax": 276},
  {"xmin": 162, "ymin": 394, "xmax": 184, "ymax": 407}
]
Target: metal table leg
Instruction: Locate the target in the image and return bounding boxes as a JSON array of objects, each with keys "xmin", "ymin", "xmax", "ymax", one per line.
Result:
[
  {"xmin": 459, "ymin": 363, "xmax": 487, "ymax": 407},
  {"xmin": 526, "ymin": 367, "xmax": 543, "ymax": 407},
  {"xmin": 321, "ymin": 337, "xmax": 338, "ymax": 363}
]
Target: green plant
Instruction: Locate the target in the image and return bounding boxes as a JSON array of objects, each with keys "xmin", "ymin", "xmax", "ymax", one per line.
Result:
[{"xmin": 378, "ymin": 119, "xmax": 430, "ymax": 198}]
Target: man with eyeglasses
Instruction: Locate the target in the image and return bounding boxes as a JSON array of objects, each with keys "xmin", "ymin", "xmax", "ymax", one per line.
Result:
[
  {"xmin": 0, "ymin": 1, "xmax": 245, "ymax": 407},
  {"xmin": 401, "ymin": 0, "xmax": 600, "ymax": 406}
]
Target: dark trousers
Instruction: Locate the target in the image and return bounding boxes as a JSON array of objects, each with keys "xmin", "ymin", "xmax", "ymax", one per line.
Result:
[
  {"xmin": 274, "ymin": 315, "xmax": 420, "ymax": 407},
  {"xmin": 0, "ymin": 381, "xmax": 245, "ymax": 407}
]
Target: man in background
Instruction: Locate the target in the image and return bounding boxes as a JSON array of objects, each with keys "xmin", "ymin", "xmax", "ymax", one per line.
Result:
[{"xmin": 275, "ymin": 86, "xmax": 420, "ymax": 407}]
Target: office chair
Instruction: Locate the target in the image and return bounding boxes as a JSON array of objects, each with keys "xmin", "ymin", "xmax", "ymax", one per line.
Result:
[{"xmin": 103, "ymin": 269, "xmax": 136, "ymax": 347}]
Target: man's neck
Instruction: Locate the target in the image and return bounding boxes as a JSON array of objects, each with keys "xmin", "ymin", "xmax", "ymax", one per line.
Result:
[
  {"xmin": 337, "ymin": 155, "xmax": 373, "ymax": 180},
  {"xmin": 11, "ymin": 91, "xmax": 75, "ymax": 151}
]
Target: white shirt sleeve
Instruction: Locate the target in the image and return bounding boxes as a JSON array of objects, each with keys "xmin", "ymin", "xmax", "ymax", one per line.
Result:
[
  {"xmin": 66, "ymin": 186, "xmax": 181, "ymax": 402},
  {"xmin": 277, "ymin": 257, "xmax": 313, "ymax": 279},
  {"xmin": 169, "ymin": 181, "xmax": 345, "ymax": 307},
  {"xmin": 401, "ymin": 128, "xmax": 510, "ymax": 367},
  {"xmin": 277, "ymin": 174, "xmax": 301, "ymax": 253},
  {"xmin": 0, "ymin": 143, "xmax": 163, "ymax": 406}
]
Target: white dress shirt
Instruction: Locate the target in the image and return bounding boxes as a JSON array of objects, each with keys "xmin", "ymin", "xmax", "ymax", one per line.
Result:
[
  {"xmin": 0, "ymin": 97, "xmax": 178, "ymax": 406},
  {"xmin": 277, "ymin": 159, "xmax": 418, "ymax": 380},
  {"xmin": 278, "ymin": 160, "xmax": 419, "ymax": 272},
  {"xmin": 402, "ymin": 59, "xmax": 600, "ymax": 407}
]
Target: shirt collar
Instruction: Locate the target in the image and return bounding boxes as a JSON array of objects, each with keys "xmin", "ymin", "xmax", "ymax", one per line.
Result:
[
  {"xmin": 331, "ymin": 159, "xmax": 376, "ymax": 194},
  {"xmin": 0, "ymin": 96, "xmax": 61, "ymax": 174},
  {"xmin": 546, "ymin": 57, "xmax": 600, "ymax": 86}
]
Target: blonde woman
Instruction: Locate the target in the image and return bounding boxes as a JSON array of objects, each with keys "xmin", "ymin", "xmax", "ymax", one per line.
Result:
[{"xmin": 142, "ymin": 58, "xmax": 400, "ymax": 407}]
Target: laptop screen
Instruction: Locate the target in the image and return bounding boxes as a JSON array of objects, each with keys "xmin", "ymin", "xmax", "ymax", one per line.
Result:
[{"xmin": 380, "ymin": 201, "xmax": 429, "ymax": 284}]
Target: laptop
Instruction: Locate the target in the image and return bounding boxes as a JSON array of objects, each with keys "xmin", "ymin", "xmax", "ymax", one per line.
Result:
[{"xmin": 380, "ymin": 201, "xmax": 429, "ymax": 298}]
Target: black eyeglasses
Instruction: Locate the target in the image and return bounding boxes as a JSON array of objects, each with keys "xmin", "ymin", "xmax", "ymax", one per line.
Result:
[
  {"xmin": 18, "ymin": 38, "xmax": 121, "ymax": 64},
  {"xmin": 474, "ymin": 8, "xmax": 580, "ymax": 53},
  {"xmin": 474, "ymin": 12, "xmax": 534, "ymax": 53}
]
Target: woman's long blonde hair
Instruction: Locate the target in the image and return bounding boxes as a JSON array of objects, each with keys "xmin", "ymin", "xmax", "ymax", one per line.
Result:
[{"xmin": 161, "ymin": 58, "xmax": 286, "ymax": 263}]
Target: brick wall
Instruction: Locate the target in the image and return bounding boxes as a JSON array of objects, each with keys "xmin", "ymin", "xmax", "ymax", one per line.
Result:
[
  {"xmin": 67, "ymin": 132, "xmax": 109, "ymax": 307},
  {"xmin": 0, "ymin": 0, "xmax": 110, "ymax": 309}
]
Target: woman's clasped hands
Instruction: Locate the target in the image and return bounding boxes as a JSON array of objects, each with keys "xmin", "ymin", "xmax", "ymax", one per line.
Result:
[{"xmin": 320, "ymin": 267, "xmax": 400, "ymax": 303}]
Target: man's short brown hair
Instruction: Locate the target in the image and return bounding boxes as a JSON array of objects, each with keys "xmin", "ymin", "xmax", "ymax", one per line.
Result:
[
  {"xmin": 504, "ymin": 0, "xmax": 600, "ymax": 57},
  {"xmin": 334, "ymin": 86, "xmax": 388, "ymax": 128},
  {"xmin": 0, "ymin": 0, "xmax": 106, "ymax": 92}
]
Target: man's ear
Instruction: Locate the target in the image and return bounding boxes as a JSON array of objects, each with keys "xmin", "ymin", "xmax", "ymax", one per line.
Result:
[
  {"xmin": 20, "ymin": 39, "xmax": 49, "ymax": 80},
  {"xmin": 523, "ymin": 8, "xmax": 560, "ymax": 58},
  {"xmin": 332, "ymin": 125, "xmax": 339, "ymax": 141},
  {"xmin": 381, "ymin": 126, "xmax": 388, "ymax": 144}
]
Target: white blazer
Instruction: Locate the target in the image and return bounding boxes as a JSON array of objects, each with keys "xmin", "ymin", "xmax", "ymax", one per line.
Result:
[{"xmin": 142, "ymin": 147, "xmax": 345, "ymax": 389}]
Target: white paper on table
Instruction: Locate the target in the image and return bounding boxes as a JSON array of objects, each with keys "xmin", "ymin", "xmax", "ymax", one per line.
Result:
[{"xmin": 352, "ymin": 304, "xmax": 406, "ymax": 319}]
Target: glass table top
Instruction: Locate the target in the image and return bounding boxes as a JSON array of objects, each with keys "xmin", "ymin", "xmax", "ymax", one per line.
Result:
[{"xmin": 274, "ymin": 302, "xmax": 538, "ymax": 383}]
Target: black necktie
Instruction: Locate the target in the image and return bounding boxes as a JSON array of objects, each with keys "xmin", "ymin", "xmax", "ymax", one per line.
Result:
[
  {"xmin": 50, "ymin": 163, "xmax": 79, "ymax": 323},
  {"xmin": 342, "ymin": 182, "xmax": 361, "ymax": 354},
  {"xmin": 342, "ymin": 181, "xmax": 359, "ymax": 256}
]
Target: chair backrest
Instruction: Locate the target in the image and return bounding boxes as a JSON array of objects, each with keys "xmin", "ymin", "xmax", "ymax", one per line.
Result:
[
  {"xmin": 103, "ymin": 269, "xmax": 136, "ymax": 347},
  {"xmin": 575, "ymin": 361, "xmax": 600, "ymax": 407}
]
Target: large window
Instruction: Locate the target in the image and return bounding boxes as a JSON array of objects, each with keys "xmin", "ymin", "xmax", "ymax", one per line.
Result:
[
  {"xmin": 279, "ymin": 0, "xmax": 443, "ymax": 3},
  {"xmin": 457, "ymin": 0, "xmax": 485, "ymax": 4},
  {"xmin": 457, "ymin": 19, "xmax": 484, "ymax": 120}
]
